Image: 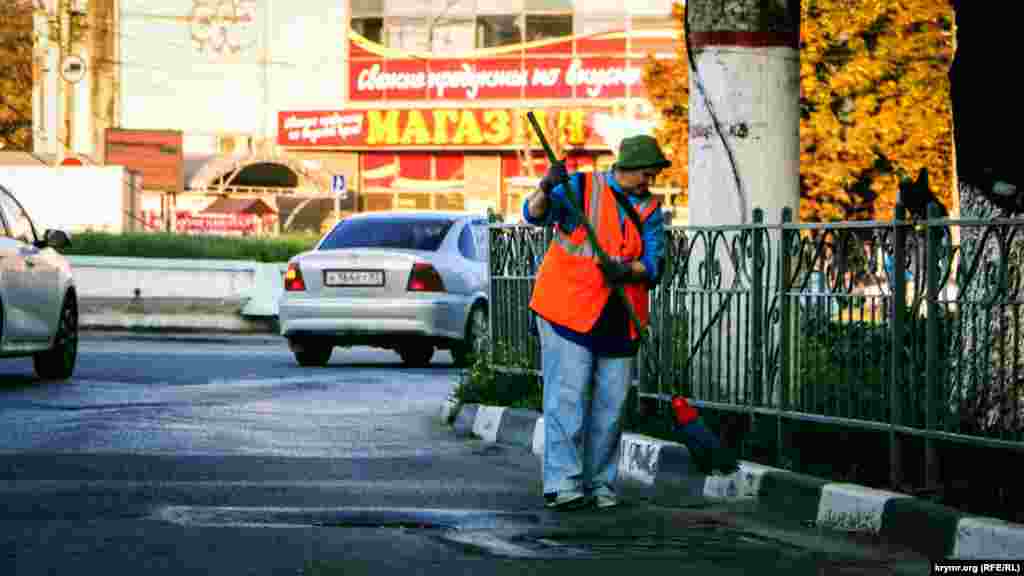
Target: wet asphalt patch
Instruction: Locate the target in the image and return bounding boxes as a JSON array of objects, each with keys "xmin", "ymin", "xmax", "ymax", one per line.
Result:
[{"xmin": 152, "ymin": 505, "xmax": 814, "ymax": 560}]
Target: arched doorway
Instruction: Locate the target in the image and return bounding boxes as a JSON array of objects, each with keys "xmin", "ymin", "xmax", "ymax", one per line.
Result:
[{"xmin": 183, "ymin": 152, "xmax": 334, "ymax": 235}]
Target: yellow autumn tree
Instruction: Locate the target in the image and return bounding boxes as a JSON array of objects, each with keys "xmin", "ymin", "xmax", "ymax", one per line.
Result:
[
  {"xmin": 0, "ymin": 0, "xmax": 34, "ymax": 151},
  {"xmin": 642, "ymin": 2, "xmax": 688, "ymax": 206},
  {"xmin": 643, "ymin": 0, "xmax": 955, "ymax": 221},
  {"xmin": 800, "ymin": 0, "xmax": 955, "ymax": 221}
]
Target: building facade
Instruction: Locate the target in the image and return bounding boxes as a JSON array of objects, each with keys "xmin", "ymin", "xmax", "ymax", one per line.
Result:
[
  {"xmin": 34, "ymin": 0, "xmax": 679, "ymax": 232},
  {"xmin": 281, "ymin": 0, "xmax": 680, "ymax": 222}
]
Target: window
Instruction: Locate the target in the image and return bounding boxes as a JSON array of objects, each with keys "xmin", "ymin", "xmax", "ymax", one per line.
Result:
[
  {"xmin": 525, "ymin": 14, "xmax": 572, "ymax": 41},
  {"xmin": 354, "ymin": 0, "xmax": 384, "ymax": 42},
  {"xmin": 458, "ymin": 224, "xmax": 478, "ymax": 260},
  {"xmin": 353, "ymin": 17, "xmax": 384, "ymax": 43},
  {"xmin": 430, "ymin": 19, "xmax": 476, "ymax": 53},
  {"xmin": 472, "ymin": 222, "xmax": 489, "ymax": 261},
  {"xmin": 388, "ymin": 17, "xmax": 429, "ymax": 52},
  {"xmin": 0, "ymin": 189, "xmax": 37, "ymax": 245},
  {"xmin": 354, "ymin": 0, "xmax": 384, "ymax": 14},
  {"xmin": 319, "ymin": 217, "xmax": 455, "ymax": 251},
  {"xmin": 576, "ymin": 15, "xmax": 620, "ymax": 35},
  {"xmin": 477, "ymin": 15, "xmax": 522, "ymax": 47}
]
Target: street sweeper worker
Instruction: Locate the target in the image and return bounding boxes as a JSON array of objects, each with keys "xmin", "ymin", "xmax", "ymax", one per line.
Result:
[{"xmin": 522, "ymin": 134, "xmax": 669, "ymax": 510}]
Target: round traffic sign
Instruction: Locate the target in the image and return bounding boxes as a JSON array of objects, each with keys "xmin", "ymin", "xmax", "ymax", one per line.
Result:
[{"xmin": 60, "ymin": 55, "xmax": 87, "ymax": 84}]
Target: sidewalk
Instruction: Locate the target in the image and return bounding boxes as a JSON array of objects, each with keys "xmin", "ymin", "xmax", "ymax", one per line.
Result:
[{"xmin": 442, "ymin": 401, "xmax": 1024, "ymax": 561}]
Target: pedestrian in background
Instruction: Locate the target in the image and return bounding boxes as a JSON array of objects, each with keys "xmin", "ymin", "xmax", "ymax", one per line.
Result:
[{"xmin": 522, "ymin": 135, "xmax": 669, "ymax": 510}]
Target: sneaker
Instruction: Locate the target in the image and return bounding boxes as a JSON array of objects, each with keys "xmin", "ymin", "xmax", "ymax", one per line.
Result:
[{"xmin": 544, "ymin": 491, "xmax": 589, "ymax": 510}]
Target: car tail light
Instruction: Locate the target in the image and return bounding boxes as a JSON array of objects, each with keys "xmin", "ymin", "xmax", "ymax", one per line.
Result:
[
  {"xmin": 284, "ymin": 262, "xmax": 306, "ymax": 291},
  {"xmin": 407, "ymin": 262, "xmax": 445, "ymax": 292}
]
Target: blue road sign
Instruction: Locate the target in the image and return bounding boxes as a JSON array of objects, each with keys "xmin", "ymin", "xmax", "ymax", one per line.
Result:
[{"xmin": 332, "ymin": 174, "xmax": 347, "ymax": 198}]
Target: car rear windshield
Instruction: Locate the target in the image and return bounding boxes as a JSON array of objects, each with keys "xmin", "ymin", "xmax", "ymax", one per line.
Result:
[{"xmin": 318, "ymin": 217, "xmax": 456, "ymax": 251}]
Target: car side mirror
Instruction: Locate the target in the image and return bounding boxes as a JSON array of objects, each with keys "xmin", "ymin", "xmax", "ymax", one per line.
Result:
[{"xmin": 42, "ymin": 228, "xmax": 71, "ymax": 251}]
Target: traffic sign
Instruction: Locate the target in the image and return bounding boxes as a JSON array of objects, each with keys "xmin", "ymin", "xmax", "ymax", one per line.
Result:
[
  {"xmin": 332, "ymin": 174, "xmax": 347, "ymax": 199},
  {"xmin": 60, "ymin": 55, "xmax": 86, "ymax": 84}
]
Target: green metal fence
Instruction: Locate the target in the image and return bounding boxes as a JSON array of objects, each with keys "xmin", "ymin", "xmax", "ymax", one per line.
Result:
[{"xmin": 488, "ymin": 203, "xmax": 1024, "ymax": 488}]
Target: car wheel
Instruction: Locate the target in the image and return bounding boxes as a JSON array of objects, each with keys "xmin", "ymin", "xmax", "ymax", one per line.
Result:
[
  {"xmin": 293, "ymin": 343, "xmax": 333, "ymax": 367},
  {"xmin": 34, "ymin": 293, "xmax": 78, "ymax": 381},
  {"xmin": 398, "ymin": 344, "xmax": 434, "ymax": 367},
  {"xmin": 453, "ymin": 305, "xmax": 488, "ymax": 367}
]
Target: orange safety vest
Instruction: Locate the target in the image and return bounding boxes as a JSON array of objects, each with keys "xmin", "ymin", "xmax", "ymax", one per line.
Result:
[{"xmin": 529, "ymin": 171, "xmax": 661, "ymax": 341}]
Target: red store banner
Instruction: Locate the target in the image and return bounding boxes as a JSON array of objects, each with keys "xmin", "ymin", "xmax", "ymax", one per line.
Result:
[
  {"xmin": 347, "ymin": 28, "xmax": 677, "ymax": 103},
  {"xmin": 140, "ymin": 211, "xmax": 273, "ymax": 235}
]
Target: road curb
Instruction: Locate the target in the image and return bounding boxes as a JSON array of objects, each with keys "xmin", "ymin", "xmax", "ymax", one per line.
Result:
[
  {"xmin": 445, "ymin": 402, "xmax": 1024, "ymax": 560},
  {"xmin": 80, "ymin": 312, "xmax": 277, "ymax": 334},
  {"xmin": 79, "ymin": 329, "xmax": 284, "ymax": 345}
]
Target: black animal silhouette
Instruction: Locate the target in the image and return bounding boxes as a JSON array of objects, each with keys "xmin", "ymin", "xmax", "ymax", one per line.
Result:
[{"xmin": 899, "ymin": 168, "xmax": 948, "ymax": 220}]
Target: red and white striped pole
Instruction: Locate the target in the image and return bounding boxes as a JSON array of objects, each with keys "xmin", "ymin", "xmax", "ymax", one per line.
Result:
[{"xmin": 686, "ymin": 0, "xmax": 801, "ymax": 227}]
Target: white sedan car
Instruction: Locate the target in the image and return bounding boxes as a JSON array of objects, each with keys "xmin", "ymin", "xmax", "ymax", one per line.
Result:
[
  {"xmin": 0, "ymin": 184, "xmax": 78, "ymax": 380},
  {"xmin": 278, "ymin": 211, "xmax": 490, "ymax": 367}
]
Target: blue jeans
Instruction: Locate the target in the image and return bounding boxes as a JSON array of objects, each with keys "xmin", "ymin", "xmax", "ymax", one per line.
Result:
[{"xmin": 538, "ymin": 317, "xmax": 632, "ymax": 496}]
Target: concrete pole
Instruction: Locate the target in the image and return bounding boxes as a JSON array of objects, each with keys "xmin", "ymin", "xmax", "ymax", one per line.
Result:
[
  {"xmin": 685, "ymin": 0, "xmax": 801, "ymax": 405},
  {"xmin": 686, "ymin": 0, "xmax": 801, "ymax": 226}
]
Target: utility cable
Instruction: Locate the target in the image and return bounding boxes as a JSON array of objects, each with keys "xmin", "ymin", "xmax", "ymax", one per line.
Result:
[{"xmin": 684, "ymin": 0, "xmax": 747, "ymax": 223}]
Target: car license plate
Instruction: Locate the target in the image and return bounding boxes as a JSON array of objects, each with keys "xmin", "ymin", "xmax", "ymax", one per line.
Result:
[{"xmin": 323, "ymin": 269, "xmax": 385, "ymax": 287}]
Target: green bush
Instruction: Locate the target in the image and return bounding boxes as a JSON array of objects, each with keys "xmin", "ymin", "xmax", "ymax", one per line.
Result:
[
  {"xmin": 64, "ymin": 231, "xmax": 320, "ymax": 262},
  {"xmin": 447, "ymin": 341, "xmax": 542, "ymax": 424}
]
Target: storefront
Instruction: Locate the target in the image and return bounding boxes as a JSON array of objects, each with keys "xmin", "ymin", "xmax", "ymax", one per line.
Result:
[{"xmin": 277, "ymin": 26, "xmax": 678, "ymax": 221}]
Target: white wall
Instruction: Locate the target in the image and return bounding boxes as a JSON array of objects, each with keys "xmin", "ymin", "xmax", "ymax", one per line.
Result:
[
  {"xmin": 0, "ymin": 166, "xmax": 128, "ymax": 234},
  {"xmin": 118, "ymin": 0, "xmax": 346, "ymax": 148}
]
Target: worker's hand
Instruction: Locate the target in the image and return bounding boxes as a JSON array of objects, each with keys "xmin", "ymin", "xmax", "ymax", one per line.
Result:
[
  {"xmin": 598, "ymin": 258, "xmax": 632, "ymax": 284},
  {"xmin": 539, "ymin": 161, "xmax": 568, "ymax": 196}
]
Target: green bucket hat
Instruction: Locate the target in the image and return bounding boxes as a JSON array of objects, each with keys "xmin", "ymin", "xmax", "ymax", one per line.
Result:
[{"xmin": 615, "ymin": 134, "xmax": 671, "ymax": 171}]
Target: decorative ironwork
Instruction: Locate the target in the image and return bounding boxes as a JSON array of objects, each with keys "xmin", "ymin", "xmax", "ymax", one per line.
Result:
[
  {"xmin": 190, "ymin": 0, "xmax": 258, "ymax": 57},
  {"xmin": 488, "ymin": 224, "xmax": 552, "ymax": 373},
  {"xmin": 487, "ymin": 203, "xmax": 1024, "ymax": 478}
]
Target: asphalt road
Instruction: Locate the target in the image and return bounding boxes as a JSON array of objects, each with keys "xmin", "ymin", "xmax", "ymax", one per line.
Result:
[{"xmin": 0, "ymin": 333, "xmax": 932, "ymax": 575}]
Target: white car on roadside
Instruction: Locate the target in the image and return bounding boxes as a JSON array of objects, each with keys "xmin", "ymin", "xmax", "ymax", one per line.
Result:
[
  {"xmin": 278, "ymin": 210, "xmax": 490, "ymax": 368},
  {"xmin": 0, "ymin": 184, "xmax": 78, "ymax": 380}
]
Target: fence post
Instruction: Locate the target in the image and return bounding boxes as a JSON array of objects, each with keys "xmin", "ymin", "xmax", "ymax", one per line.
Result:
[
  {"xmin": 751, "ymin": 208, "xmax": 765, "ymax": 407},
  {"xmin": 779, "ymin": 207, "xmax": 794, "ymax": 467},
  {"xmin": 660, "ymin": 236, "xmax": 674, "ymax": 397},
  {"xmin": 925, "ymin": 202, "xmax": 943, "ymax": 490},
  {"xmin": 890, "ymin": 202, "xmax": 907, "ymax": 489},
  {"xmin": 488, "ymin": 226, "xmax": 498, "ymax": 364}
]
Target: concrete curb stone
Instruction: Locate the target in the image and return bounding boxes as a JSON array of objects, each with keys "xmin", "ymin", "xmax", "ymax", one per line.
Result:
[
  {"xmin": 80, "ymin": 330, "xmax": 283, "ymax": 345},
  {"xmin": 452, "ymin": 404, "xmax": 479, "ymax": 438},
  {"xmin": 496, "ymin": 408, "xmax": 542, "ymax": 447},
  {"xmin": 81, "ymin": 312, "xmax": 276, "ymax": 334},
  {"xmin": 882, "ymin": 495, "xmax": 963, "ymax": 560},
  {"xmin": 446, "ymin": 401, "xmax": 1024, "ymax": 560}
]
